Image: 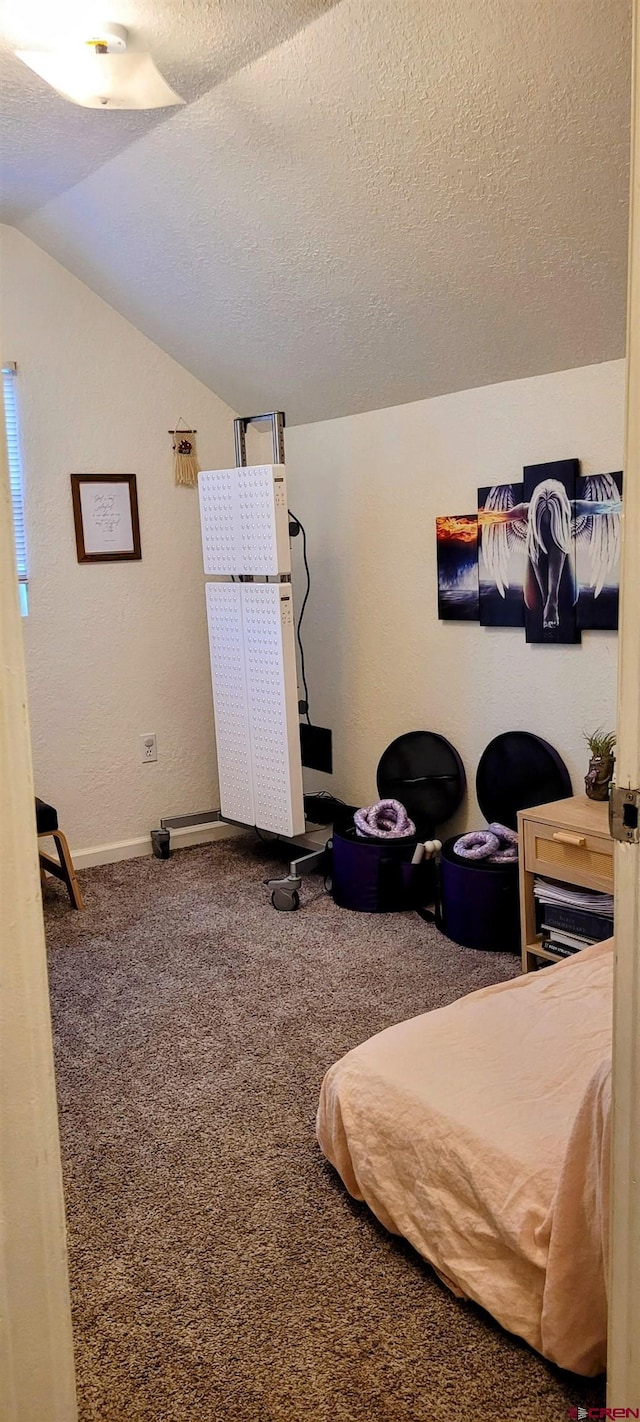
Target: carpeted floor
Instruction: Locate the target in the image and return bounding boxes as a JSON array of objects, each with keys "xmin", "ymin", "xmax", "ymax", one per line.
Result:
[{"xmin": 44, "ymin": 837, "xmax": 605, "ymax": 1422}]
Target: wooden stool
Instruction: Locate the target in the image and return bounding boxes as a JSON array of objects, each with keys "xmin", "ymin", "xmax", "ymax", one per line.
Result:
[{"xmin": 36, "ymin": 798, "xmax": 84, "ymax": 910}]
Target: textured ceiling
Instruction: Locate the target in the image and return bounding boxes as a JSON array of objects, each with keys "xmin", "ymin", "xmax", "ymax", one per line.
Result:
[
  {"xmin": 8, "ymin": 0, "xmax": 634, "ymax": 425},
  {"xmin": 0, "ymin": 0, "xmax": 337, "ymax": 219}
]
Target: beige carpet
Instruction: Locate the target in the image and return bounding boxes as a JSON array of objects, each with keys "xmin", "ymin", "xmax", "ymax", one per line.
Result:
[{"xmin": 44, "ymin": 837, "xmax": 605, "ymax": 1422}]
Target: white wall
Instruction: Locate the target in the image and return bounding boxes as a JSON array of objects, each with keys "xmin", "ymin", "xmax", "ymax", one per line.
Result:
[
  {"xmin": 285, "ymin": 360, "xmax": 625, "ymax": 830},
  {"xmin": 1, "ymin": 226, "xmax": 235, "ymax": 857}
]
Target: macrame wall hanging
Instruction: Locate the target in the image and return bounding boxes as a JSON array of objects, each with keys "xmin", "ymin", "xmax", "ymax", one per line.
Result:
[{"xmin": 169, "ymin": 419, "xmax": 200, "ymax": 488}]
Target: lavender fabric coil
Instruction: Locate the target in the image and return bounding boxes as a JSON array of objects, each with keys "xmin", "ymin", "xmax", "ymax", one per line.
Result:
[
  {"xmin": 453, "ymin": 830, "xmax": 500, "ymax": 860},
  {"xmin": 453, "ymin": 822, "xmax": 519, "ymax": 864},
  {"xmin": 487, "ymin": 822, "xmax": 518, "ymax": 846},
  {"xmin": 354, "ymin": 799, "xmax": 416, "ymax": 840},
  {"xmin": 486, "ymin": 822, "xmax": 519, "ymax": 862}
]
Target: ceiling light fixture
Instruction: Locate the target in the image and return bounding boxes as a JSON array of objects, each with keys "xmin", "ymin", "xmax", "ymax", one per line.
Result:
[{"xmin": 16, "ymin": 22, "xmax": 184, "ymax": 109}]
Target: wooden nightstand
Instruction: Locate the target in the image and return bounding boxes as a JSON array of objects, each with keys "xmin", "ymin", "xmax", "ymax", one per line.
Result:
[{"xmin": 517, "ymin": 795, "xmax": 613, "ymax": 973}]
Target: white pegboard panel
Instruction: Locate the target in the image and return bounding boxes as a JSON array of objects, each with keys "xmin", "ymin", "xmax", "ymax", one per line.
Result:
[
  {"xmin": 198, "ymin": 465, "xmax": 291, "ymax": 576},
  {"xmin": 205, "ymin": 583, "xmax": 255, "ymax": 826},
  {"xmin": 199, "ymin": 467, "xmax": 237, "ymax": 575},
  {"xmin": 238, "ymin": 465, "xmax": 291, "ymax": 575},
  {"xmin": 241, "ymin": 583, "xmax": 305, "ymax": 838}
]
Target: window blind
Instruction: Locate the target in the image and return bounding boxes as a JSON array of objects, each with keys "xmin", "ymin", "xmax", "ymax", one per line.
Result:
[{"xmin": 2, "ymin": 364, "xmax": 28, "ymax": 612}]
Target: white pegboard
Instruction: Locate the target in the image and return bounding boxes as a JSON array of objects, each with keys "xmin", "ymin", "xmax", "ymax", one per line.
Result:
[
  {"xmin": 199, "ymin": 467, "xmax": 237, "ymax": 575},
  {"xmin": 205, "ymin": 583, "xmax": 255, "ymax": 826},
  {"xmin": 204, "ymin": 582, "xmax": 305, "ymax": 838},
  {"xmin": 199, "ymin": 465, "xmax": 291, "ymax": 576},
  {"xmin": 241, "ymin": 583, "xmax": 305, "ymax": 838}
]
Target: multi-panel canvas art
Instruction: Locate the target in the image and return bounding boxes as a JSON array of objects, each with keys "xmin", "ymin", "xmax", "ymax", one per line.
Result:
[
  {"xmin": 522, "ymin": 459, "xmax": 580, "ymax": 644},
  {"xmin": 478, "ymin": 483, "xmax": 525, "ymax": 628},
  {"xmin": 436, "ymin": 515, "xmax": 479, "ymax": 621},
  {"xmin": 575, "ymin": 471, "xmax": 623, "ymax": 631},
  {"xmin": 437, "ymin": 461, "xmax": 623, "ymax": 641}
]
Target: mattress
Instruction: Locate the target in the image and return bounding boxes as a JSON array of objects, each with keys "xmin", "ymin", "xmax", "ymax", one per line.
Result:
[{"xmin": 316, "ymin": 939, "xmax": 613, "ymax": 1375}]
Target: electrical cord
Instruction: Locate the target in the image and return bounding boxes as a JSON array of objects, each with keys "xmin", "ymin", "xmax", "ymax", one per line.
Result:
[{"xmin": 289, "ymin": 509, "xmax": 312, "ymax": 725}]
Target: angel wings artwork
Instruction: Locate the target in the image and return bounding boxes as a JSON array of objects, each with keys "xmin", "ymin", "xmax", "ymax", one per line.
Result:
[{"xmin": 477, "ymin": 469, "xmax": 622, "ymax": 643}]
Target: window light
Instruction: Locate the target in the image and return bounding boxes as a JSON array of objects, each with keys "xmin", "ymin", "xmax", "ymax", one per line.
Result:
[{"xmin": 3, "ymin": 363, "xmax": 29, "ymax": 616}]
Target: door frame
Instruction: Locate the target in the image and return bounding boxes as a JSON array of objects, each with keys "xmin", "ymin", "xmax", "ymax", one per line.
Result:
[
  {"xmin": 607, "ymin": 0, "xmax": 640, "ymax": 1404},
  {"xmin": 0, "ymin": 370, "xmax": 77, "ymax": 1416}
]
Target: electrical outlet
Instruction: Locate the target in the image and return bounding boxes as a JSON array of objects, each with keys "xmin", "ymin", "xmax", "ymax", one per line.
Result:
[{"xmin": 140, "ymin": 733, "xmax": 158, "ymax": 763}]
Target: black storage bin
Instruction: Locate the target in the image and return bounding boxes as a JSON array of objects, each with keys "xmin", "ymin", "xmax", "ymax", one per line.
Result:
[
  {"xmin": 331, "ymin": 732, "xmax": 465, "ymax": 913},
  {"xmin": 440, "ymin": 732, "xmax": 572, "ymax": 952},
  {"xmin": 332, "ymin": 822, "xmax": 435, "ymax": 913},
  {"xmin": 439, "ymin": 848, "xmax": 522, "ymax": 952}
]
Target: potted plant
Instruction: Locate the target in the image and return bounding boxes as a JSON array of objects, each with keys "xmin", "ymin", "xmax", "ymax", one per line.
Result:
[{"xmin": 584, "ymin": 728, "xmax": 616, "ymax": 801}]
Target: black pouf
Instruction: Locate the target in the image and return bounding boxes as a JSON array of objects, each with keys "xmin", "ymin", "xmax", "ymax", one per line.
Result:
[
  {"xmin": 331, "ymin": 732, "xmax": 466, "ymax": 913},
  {"xmin": 440, "ymin": 732, "xmax": 572, "ymax": 952}
]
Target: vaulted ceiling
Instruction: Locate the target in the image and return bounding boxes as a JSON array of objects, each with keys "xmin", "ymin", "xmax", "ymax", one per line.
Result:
[
  {"xmin": 1, "ymin": 0, "xmax": 632, "ymax": 424},
  {"xmin": 0, "ymin": 0, "xmax": 338, "ymax": 218}
]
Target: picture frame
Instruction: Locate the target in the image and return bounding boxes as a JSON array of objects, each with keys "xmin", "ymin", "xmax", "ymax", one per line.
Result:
[{"xmin": 71, "ymin": 473, "xmax": 141, "ymax": 563}]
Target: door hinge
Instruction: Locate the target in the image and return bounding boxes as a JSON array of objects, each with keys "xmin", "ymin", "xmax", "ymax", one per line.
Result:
[{"xmin": 609, "ymin": 786, "xmax": 640, "ymax": 843}]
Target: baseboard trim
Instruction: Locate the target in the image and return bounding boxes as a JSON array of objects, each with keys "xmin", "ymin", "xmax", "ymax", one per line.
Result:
[{"xmin": 73, "ymin": 821, "xmax": 247, "ymax": 870}]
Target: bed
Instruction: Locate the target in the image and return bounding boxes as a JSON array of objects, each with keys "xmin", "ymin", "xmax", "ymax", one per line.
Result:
[{"xmin": 316, "ymin": 939, "xmax": 612, "ymax": 1375}]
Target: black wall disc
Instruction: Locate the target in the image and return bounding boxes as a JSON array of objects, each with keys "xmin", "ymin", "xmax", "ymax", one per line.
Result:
[
  {"xmin": 476, "ymin": 732, "xmax": 572, "ymax": 830},
  {"xmin": 376, "ymin": 732, "xmax": 466, "ymax": 835}
]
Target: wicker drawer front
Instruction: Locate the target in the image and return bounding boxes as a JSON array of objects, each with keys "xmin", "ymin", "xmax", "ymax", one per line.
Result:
[{"xmin": 523, "ymin": 820, "xmax": 614, "ymax": 892}]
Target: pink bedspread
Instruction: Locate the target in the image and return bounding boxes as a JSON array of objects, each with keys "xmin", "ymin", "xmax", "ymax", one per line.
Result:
[{"xmin": 317, "ymin": 940, "xmax": 612, "ymax": 1375}]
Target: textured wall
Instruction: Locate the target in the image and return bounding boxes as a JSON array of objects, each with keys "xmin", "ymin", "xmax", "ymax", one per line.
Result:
[
  {"xmin": 1, "ymin": 226, "xmax": 235, "ymax": 854},
  {"xmin": 20, "ymin": 0, "xmax": 630, "ymax": 424},
  {"xmin": 285, "ymin": 360, "xmax": 625, "ymax": 831}
]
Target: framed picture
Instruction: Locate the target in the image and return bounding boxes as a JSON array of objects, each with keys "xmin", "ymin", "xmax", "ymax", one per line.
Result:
[{"xmin": 71, "ymin": 474, "xmax": 141, "ymax": 563}]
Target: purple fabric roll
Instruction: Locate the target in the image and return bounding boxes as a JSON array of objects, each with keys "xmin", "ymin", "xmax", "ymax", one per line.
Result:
[
  {"xmin": 487, "ymin": 822, "xmax": 519, "ymax": 861},
  {"xmin": 354, "ymin": 799, "xmax": 416, "ymax": 839},
  {"xmin": 453, "ymin": 830, "xmax": 500, "ymax": 860},
  {"xmin": 487, "ymin": 822, "xmax": 519, "ymax": 846},
  {"xmin": 453, "ymin": 822, "xmax": 519, "ymax": 864}
]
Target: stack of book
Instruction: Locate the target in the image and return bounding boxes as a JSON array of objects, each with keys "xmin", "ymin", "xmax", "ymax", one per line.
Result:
[{"xmin": 533, "ymin": 878, "xmax": 614, "ymax": 958}]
